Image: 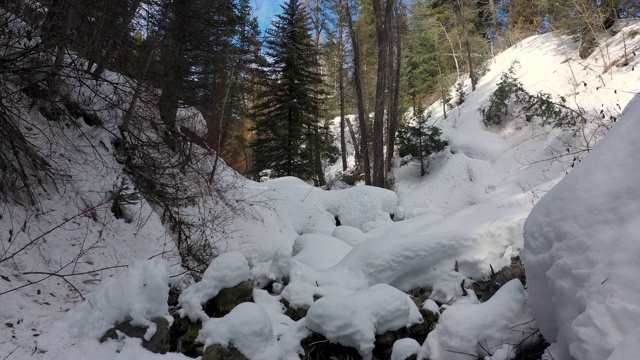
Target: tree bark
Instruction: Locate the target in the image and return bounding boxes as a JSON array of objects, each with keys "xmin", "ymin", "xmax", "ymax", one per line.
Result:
[
  {"xmin": 92, "ymin": 0, "xmax": 142, "ymax": 79},
  {"xmin": 371, "ymin": 0, "xmax": 394, "ymax": 188},
  {"xmin": 455, "ymin": 0, "xmax": 476, "ymax": 91},
  {"xmin": 346, "ymin": 0, "xmax": 371, "ymax": 185},
  {"xmin": 338, "ymin": 0, "xmax": 348, "ymax": 171},
  {"xmin": 385, "ymin": 1, "xmax": 402, "ymax": 176}
]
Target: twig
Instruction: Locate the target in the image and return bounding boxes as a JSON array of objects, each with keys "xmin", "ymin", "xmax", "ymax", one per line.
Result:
[{"xmin": 2, "ymin": 345, "xmax": 20, "ymax": 360}]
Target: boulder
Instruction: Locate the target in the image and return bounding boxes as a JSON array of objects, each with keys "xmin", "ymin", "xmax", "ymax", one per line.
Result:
[
  {"xmin": 470, "ymin": 257, "xmax": 525, "ymax": 302},
  {"xmin": 204, "ymin": 279, "xmax": 253, "ymax": 318},
  {"xmin": 202, "ymin": 344, "xmax": 248, "ymax": 360},
  {"xmin": 100, "ymin": 317, "xmax": 170, "ymax": 354},
  {"xmin": 169, "ymin": 313, "xmax": 203, "ymax": 357},
  {"xmin": 301, "ymin": 332, "xmax": 363, "ymax": 359},
  {"xmin": 373, "ymin": 306, "xmax": 438, "ymax": 360}
]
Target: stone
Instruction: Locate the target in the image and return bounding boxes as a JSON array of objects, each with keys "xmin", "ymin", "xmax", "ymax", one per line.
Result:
[
  {"xmin": 100, "ymin": 317, "xmax": 170, "ymax": 354},
  {"xmin": 204, "ymin": 279, "xmax": 253, "ymax": 318},
  {"xmin": 280, "ymin": 298, "xmax": 309, "ymax": 322},
  {"xmin": 300, "ymin": 332, "xmax": 362, "ymax": 359},
  {"xmin": 373, "ymin": 308, "xmax": 438, "ymax": 360},
  {"xmin": 470, "ymin": 257, "xmax": 525, "ymax": 302},
  {"xmin": 202, "ymin": 344, "xmax": 248, "ymax": 360},
  {"xmin": 168, "ymin": 313, "xmax": 203, "ymax": 357}
]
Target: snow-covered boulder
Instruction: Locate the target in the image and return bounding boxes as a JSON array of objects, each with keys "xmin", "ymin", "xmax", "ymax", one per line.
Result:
[
  {"xmin": 179, "ymin": 252, "xmax": 250, "ymax": 321},
  {"xmin": 522, "ymin": 96, "xmax": 640, "ymax": 360},
  {"xmin": 418, "ymin": 279, "xmax": 530, "ymax": 360},
  {"xmin": 198, "ymin": 302, "xmax": 285, "ymax": 360},
  {"xmin": 305, "ymin": 284, "xmax": 423, "ymax": 359}
]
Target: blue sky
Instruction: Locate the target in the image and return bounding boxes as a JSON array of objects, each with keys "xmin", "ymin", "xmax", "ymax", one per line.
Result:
[{"xmin": 250, "ymin": 0, "xmax": 285, "ymax": 32}]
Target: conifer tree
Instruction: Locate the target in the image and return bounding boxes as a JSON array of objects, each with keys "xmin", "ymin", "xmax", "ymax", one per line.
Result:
[{"xmin": 252, "ymin": 0, "xmax": 325, "ymax": 182}]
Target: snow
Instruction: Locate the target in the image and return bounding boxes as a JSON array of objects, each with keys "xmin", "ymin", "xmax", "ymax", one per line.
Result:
[
  {"xmin": 418, "ymin": 280, "xmax": 531, "ymax": 360},
  {"xmin": 198, "ymin": 302, "xmax": 285, "ymax": 360},
  {"xmin": 291, "ymin": 233, "xmax": 352, "ymax": 270},
  {"xmin": 305, "ymin": 284, "xmax": 423, "ymax": 359},
  {"xmin": 178, "ymin": 251, "xmax": 250, "ymax": 322},
  {"xmin": 2, "ymin": 11, "xmax": 640, "ymax": 360},
  {"xmin": 392, "ymin": 338, "xmax": 421, "ymax": 360},
  {"xmin": 522, "ymin": 94, "xmax": 640, "ymax": 360}
]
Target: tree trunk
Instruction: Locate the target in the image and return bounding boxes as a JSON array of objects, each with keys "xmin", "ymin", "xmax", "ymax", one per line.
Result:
[
  {"xmin": 92, "ymin": 0, "xmax": 142, "ymax": 79},
  {"xmin": 345, "ymin": 116, "xmax": 361, "ymax": 171},
  {"xmin": 456, "ymin": 0, "xmax": 476, "ymax": 91},
  {"xmin": 312, "ymin": 0, "xmax": 326, "ymax": 186},
  {"xmin": 338, "ymin": 0, "xmax": 348, "ymax": 172},
  {"xmin": 371, "ymin": 0, "xmax": 393, "ymax": 188},
  {"xmin": 385, "ymin": 2, "xmax": 402, "ymax": 176},
  {"xmin": 346, "ymin": 0, "xmax": 371, "ymax": 185}
]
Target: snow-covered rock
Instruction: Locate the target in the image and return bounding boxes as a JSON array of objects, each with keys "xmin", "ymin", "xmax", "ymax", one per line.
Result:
[
  {"xmin": 198, "ymin": 302, "xmax": 285, "ymax": 360},
  {"xmin": 179, "ymin": 252, "xmax": 250, "ymax": 321},
  {"xmin": 305, "ymin": 284, "xmax": 423, "ymax": 359},
  {"xmin": 418, "ymin": 279, "xmax": 530, "ymax": 360},
  {"xmin": 522, "ymin": 96, "xmax": 640, "ymax": 360}
]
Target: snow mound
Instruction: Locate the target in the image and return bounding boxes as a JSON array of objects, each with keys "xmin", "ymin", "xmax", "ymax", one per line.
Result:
[
  {"xmin": 292, "ymin": 233, "xmax": 353, "ymax": 270},
  {"xmin": 418, "ymin": 279, "xmax": 530, "ymax": 360},
  {"xmin": 522, "ymin": 96, "xmax": 640, "ymax": 360},
  {"xmin": 392, "ymin": 338, "xmax": 421, "ymax": 360},
  {"xmin": 331, "ymin": 225, "xmax": 366, "ymax": 246},
  {"xmin": 305, "ymin": 284, "xmax": 423, "ymax": 359},
  {"xmin": 331, "ymin": 202, "xmax": 528, "ymax": 291},
  {"xmin": 40, "ymin": 259, "xmax": 170, "ymax": 348},
  {"xmin": 198, "ymin": 302, "xmax": 285, "ymax": 360},
  {"xmin": 179, "ymin": 251, "xmax": 250, "ymax": 321}
]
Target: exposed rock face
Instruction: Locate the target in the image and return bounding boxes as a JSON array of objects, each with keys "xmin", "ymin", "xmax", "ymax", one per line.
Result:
[
  {"xmin": 204, "ymin": 279, "xmax": 253, "ymax": 318},
  {"xmin": 202, "ymin": 344, "xmax": 248, "ymax": 360},
  {"xmin": 100, "ymin": 317, "xmax": 170, "ymax": 354},
  {"xmin": 470, "ymin": 257, "xmax": 525, "ymax": 301}
]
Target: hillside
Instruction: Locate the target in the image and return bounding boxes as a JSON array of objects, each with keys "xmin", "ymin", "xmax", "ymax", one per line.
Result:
[{"xmin": 2, "ymin": 12, "xmax": 640, "ymax": 360}]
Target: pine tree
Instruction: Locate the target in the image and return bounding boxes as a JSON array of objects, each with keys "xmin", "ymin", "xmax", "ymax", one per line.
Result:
[{"xmin": 252, "ymin": 0, "xmax": 325, "ymax": 182}]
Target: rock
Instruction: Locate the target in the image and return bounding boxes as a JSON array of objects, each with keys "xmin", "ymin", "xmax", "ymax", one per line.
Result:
[
  {"xmin": 280, "ymin": 298, "xmax": 309, "ymax": 321},
  {"xmin": 100, "ymin": 317, "xmax": 170, "ymax": 354},
  {"xmin": 301, "ymin": 332, "xmax": 363, "ymax": 359},
  {"xmin": 407, "ymin": 286, "xmax": 432, "ymax": 303},
  {"xmin": 204, "ymin": 279, "xmax": 253, "ymax": 318},
  {"xmin": 470, "ymin": 257, "xmax": 525, "ymax": 302},
  {"xmin": 168, "ymin": 313, "xmax": 203, "ymax": 357},
  {"xmin": 373, "ymin": 308, "xmax": 438, "ymax": 360},
  {"xmin": 202, "ymin": 344, "xmax": 248, "ymax": 360}
]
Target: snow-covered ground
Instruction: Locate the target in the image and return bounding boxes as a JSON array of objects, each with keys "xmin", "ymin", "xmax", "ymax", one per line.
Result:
[{"xmin": 2, "ymin": 16, "xmax": 640, "ymax": 360}]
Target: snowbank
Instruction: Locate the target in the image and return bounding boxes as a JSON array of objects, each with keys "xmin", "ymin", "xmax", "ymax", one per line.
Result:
[{"xmin": 522, "ymin": 96, "xmax": 640, "ymax": 360}]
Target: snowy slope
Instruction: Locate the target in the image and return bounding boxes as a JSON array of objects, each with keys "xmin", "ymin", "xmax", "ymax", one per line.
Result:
[{"xmin": 2, "ymin": 15, "xmax": 640, "ymax": 360}]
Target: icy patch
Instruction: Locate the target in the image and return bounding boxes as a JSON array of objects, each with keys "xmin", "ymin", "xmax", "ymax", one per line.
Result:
[
  {"xmin": 179, "ymin": 252, "xmax": 250, "ymax": 321},
  {"xmin": 305, "ymin": 284, "xmax": 423, "ymax": 359},
  {"xmin": 198, "ymin": 302, "xmax": 285, "ymax": 360}
]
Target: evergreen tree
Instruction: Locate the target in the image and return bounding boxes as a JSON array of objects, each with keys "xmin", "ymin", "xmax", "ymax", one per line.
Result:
[
  {"xmin": 397, "ymin": 107, "xmax": 447, "ymax": 176},
  {"xmin": 251, "ymin": 0, "xmax": 325, "ymax": 182}
]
